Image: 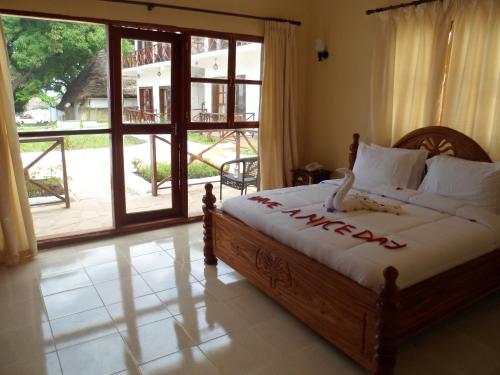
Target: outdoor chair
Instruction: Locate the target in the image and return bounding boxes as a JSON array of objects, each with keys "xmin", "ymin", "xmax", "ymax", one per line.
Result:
[{"xmin": 219, "ymin": 157, "xmax": 259, "ymax": 200}]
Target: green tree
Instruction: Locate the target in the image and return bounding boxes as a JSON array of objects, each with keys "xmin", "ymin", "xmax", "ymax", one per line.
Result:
[{"xmin": 3, "ymin": 16, "xmax": 106, "ymax": 112}]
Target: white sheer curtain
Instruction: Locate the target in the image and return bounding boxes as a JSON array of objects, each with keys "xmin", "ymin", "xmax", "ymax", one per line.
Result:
[
  {"xmin": 0, "ymin": 23, "xmax": 37, "ymax": 265},
  {"xmin": 371, "ymin": 0, "xmax": 500, "ymax": 160},
  {"xmin": 259, "ymin": 21, "xmax": 299, "ymax": 189},
  {"xmin": 440, "ymin": 0, "xmax": 500, "ymax": 160},
  {"xmin": 371, "ymin": 1, "xmax": 453, "ymax": 145}
]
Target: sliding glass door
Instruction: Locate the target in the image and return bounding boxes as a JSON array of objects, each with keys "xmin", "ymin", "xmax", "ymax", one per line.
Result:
[
  {"xmin": 3, "ymin": 13, "xmax": 263, "ymax": 242},
  {"xmin": 109, "ymin": 27, "xmax": 183, "ymax": 225}
]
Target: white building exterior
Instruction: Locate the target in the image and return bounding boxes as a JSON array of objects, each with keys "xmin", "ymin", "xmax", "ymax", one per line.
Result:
[{"xmin": 121, "ymin": 37, "xmax": 262, "ymax": 123}]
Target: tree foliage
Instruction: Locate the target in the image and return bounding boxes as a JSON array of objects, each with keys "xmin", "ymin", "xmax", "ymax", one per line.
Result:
[{"xmin": 3, "ymin": 16, "xmax": 106, "ymax": 111}]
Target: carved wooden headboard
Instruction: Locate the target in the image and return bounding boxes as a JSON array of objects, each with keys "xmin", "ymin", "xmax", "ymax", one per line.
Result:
[{"xmin": 349, "ymin": 126, "xmax": 492, "ymax": 170}]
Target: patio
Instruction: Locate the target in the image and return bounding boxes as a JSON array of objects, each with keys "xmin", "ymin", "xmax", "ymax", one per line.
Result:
[
  {"xmin": 21, "ymin": 132, "xmax": 258, "ymax": 239},
  {"xmin": 31, "ymin": 182, "xmax": 255, "ymax": 238}
]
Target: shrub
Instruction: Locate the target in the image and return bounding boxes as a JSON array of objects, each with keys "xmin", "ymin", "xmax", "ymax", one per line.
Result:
[
  {"xmin": 26, "ymin": 177, "xmax": 64, "ymax": 198},
  {"xmin": 188, "ymin": 161, "xmax": 219, "ymax": 178},
  {"xmin": 132, "ymin": 159, "xmax": 218, "ymax": 183}
]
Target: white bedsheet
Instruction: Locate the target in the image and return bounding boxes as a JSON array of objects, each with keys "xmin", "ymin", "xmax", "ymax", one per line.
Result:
[{"xmin": 221, "ymin": 180, "xmax": 500, "ymax": 290}]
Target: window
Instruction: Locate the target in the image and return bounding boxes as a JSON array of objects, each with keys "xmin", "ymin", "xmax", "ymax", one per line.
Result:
[
  {"xmin": 3, "ymin": 15, "xmax": 113, "ymax": 238},
  {"xmin": 3, "ymin": 11, "xmax": 264, "ymax": 240},
  {"xmin": 189, "ymin": 35, "xmax": 263, "ymax": 127},
  {"xmin": 187, "ymin": 35, "xmax": 262, "ymax": 215}
]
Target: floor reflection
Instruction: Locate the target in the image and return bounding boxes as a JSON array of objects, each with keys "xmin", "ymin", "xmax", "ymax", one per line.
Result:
[{"xmin": 0, "ymin": 223, "xmax": 499, "ymax": 374}]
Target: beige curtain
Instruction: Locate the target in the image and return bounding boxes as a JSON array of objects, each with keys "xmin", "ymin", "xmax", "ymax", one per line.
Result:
[
  {"xmin": 259, "ymin": 21, "xmax": 299, "ymax": 189},
  {"xmin": 440, "ymin": 0, "xmax": 500, "ymax": 160},
  {"xmin": 371, "ymin": 1, "xmax": 453, "ymax": 145},
  {"xmin": 0, "ymin": 24, "xmax": 37, "ymax": 265}
]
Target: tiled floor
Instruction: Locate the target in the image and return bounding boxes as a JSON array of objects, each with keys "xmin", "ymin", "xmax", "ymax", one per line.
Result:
[{"xmin": 1, "ymin": 223, "xmax": 499, "ymax": 375}]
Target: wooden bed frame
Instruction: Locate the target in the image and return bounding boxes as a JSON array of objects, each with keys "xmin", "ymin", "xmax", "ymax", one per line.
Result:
[{"xmin": 201, "ymin": 126, "xmax": 500, "ymax": 375}]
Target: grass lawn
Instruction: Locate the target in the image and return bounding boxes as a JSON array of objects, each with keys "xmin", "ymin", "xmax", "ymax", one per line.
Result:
[
  {"xmin": 20, "ymin": 135, "xmax": 146, "ymax": 152},
  {"xmin": 26, "ymin": 177, "xmax": 64, "ymax": 198},
  {"xmin": 187, "ymin": 132, "xmax": 224, "ymax": 145}
]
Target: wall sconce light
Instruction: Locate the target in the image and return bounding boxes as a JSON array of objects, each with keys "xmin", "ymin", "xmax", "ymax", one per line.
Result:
[
  {"xmin": 157, "ymin": 68, "xmax": 161, "ymax": 77},
  {"xmin": 213, "ymin": 58, "xmax": 219, "ymax": 71},
  {"xmin": 315, "ymin": 39, "xmax": 329, "ymax": 61}
]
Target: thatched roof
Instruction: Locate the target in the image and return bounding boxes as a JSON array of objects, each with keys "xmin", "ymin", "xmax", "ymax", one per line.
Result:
[
  {"xmin": 58, "ymin": 49, "xmax": 136, "ymax": 110},
  {"xmin": 24, "ymin": 96, "xmax": 49, "ymax": 111}
]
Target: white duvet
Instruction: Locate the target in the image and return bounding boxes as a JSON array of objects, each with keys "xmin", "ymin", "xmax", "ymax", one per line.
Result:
[{"xmin": 221, "ymin": 180, "xmax": 500, "ymax": 291}]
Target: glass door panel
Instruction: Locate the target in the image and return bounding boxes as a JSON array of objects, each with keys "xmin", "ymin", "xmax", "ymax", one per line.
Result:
[
  {"xmin": 124, "ymin": 134, "xmax": 173, "ymax": 213},
  {"xmin": 110, "ymin": 27, "xmax": 182, "ymax": 225},
  {"xmin": 121, "ymin": 38, "xmax": 173, "ymax": 125}
]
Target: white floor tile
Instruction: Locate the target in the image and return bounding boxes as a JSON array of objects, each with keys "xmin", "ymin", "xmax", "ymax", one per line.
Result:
[
  {"xmin": 85, "ymin": 261, "xmax": 137, "ymax": 284},
  {"xmin": 141, "ymin": 266, "xmax": 196, "ymax": 293},
  {"xmin": 139, "ymin": 347, "xmax": 221, "ymax": 375},
  {"xmin": 121, "ymin": 241, "xmax": 165, "ymax": 258},
  {"xmin": 120, "ymin": 317, "xmax": 194, "ymax": 364},
  {"xmin": 198, "ymin": 328, "xmax": 279, "ymax": 375},
  {"xmin": 130, "ymin": 252, "xmax": 175, "ymax": 273},
  {"xmin": 174, "ymin": 301, "xmax": 250, "ymax": 344},
  {"xmin": 0, "ymin": 321, "xmax": 55, "ymax": 367},
  {"xmin": 155, "ymin": 282, "xmax": 217, "ymax": 316},
  {"xmin": 57, "ymin": 333, "xmax": 135, "ymax": 375},
  {"xmin": 0, "ymin": 351, "xmax": 62, "ymax": 375},
  {"xmin": 50, "ymin": 307, "xmax": 117, "ymax": 349},
  {"xmin": 1, "ymin": 225, "xmax": 498, "ymax": 375},
  {"xmin": 79, "ymin": 245, "xmax": 120, "ymax": 267},
  {"xmin": 44, "ymin": 286, "xmax": 103, "ymax": 320},
  {"xmin": 94, "ymin": 275, "xmax": 153, "ymax": 305},
  {"xmin": 40, "ymin": 269, "xmax": 92, "ymax": 296},
  {"xmin": 106, "ymin": 294, "xmax": 172, "ymax": 332}
]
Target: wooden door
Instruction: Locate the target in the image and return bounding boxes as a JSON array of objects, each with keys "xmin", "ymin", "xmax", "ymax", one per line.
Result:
[{"xmin": 139, "ymin": 87, "xmax": 154, "ymax": 113}]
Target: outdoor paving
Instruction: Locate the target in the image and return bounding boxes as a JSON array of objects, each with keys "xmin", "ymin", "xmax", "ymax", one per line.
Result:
[
  {"xmin": 31, "ymin": 183, "xmax": 256, "ymax": 238},
  {"xmin": 22, "ymin": 136, "xmax": 257, "ymax": 238}
]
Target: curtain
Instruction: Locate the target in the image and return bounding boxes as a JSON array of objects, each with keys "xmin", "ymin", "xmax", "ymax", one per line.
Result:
[
  {"xmin": 0, "ymin": 24, "xmax": 37, "ymax": 265},
  {"xmin": 259, "ymin": 21, "xmax": 299, "ymax": 189},
  {"xmin": 440, "ymin": 0, "xmax": 500, "ymax": 160},
  {"xmin": 371, "ymin": 1, "xmax": 452, "ymax": 145}
]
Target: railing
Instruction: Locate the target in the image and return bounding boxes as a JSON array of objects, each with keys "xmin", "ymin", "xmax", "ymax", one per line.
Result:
[
  {"xmin": 123, "ymin": 108, "xmax": 170, "ymax": 123},
  {"xmin": 235, "ymin": 112, "xmax": 256, "ymax": 121},
  {"xmin": 191, "ymin": 38, "xmax": 252, "ymax": 55},
  {"xmin": 123, "ymin": 39, "xmax": 254, "ymax": 68},
  {"xmin": 150, "ymin": 130, "xmax": 258, "ymax": 196},
  {"xmin": 191, "ymin": 109, "xmax": 255, "ymax": 122},
  {"xmin": 122, "ymin": 42, "xmax": 171, "ymax": 68},
  {"xmin": 20, "ymin": 137, "xmax": 70, "ymax": 208}
]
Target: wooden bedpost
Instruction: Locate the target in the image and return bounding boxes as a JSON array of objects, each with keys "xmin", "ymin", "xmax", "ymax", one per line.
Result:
[
  {"xmin": 349, "ymin": 133, "xmax": 360, "ymax": 170},
  {"xmin": 203, "ymin": 183, "xmax": 217, "ymax": 265},
  {"xmin": 373, "ymin": 266, "xmax": 400, "ymax": 375}
]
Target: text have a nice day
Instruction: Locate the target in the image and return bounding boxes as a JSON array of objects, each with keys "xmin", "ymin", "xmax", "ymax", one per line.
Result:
[{"xmin": 247, "ymin": 196, "xmax": 406, "ymax": 250}]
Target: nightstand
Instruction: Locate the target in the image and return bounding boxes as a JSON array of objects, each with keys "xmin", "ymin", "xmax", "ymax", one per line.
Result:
[{"xmin": 292, "ymin": 169, "xmax": 332, "ymax": 186}]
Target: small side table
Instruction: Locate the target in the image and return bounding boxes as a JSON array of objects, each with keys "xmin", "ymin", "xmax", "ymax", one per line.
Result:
[{"xmin": 292, "ymin": 169, "xmax": 332, "ymax": 186}]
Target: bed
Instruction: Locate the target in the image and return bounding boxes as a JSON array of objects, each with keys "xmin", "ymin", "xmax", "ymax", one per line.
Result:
[{"xmin": 201, "ymin": 126, "xmax": 500, "ymax": 375}]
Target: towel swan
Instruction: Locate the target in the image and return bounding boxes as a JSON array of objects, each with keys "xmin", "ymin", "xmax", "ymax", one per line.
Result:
[{"xmin": 324, "ymin": 168, "xmax": 402, "ymax": 215}]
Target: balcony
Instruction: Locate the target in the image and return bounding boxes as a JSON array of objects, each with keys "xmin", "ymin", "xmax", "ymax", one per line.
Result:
[
  {"xmin": 122, "ymin": 42, "xmax": 171, "ymax": 69},
  {"xmin": 123, "ymin": 39, "xmax": 253, "ymax": 69}
]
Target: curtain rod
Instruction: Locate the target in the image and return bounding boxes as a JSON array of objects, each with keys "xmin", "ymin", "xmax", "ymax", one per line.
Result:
[
  {"xmin": 98, "ymin": 0, "xmax": 301, "ymax": 26},
  {"xmin": 366, "ymin": 0, "xmax": 441, "ymax": 15}
]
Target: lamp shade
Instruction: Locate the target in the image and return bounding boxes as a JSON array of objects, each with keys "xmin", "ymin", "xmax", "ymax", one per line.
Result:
[{"xmin": 315, "ymin": 39, "xmax": 326, "ymax": 52}]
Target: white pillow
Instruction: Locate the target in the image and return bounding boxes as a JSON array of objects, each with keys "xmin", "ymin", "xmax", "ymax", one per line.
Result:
[
  {"xmin": 353, "ymin": 142, "xmax": 427, "ymax": 189},
  {"xmin": 371, "ymin": 144, "xmax": 428, "ymax": 189},
  {"xmin": 418, "ymin": 155, "xmax": 500, "ymax": 212}
]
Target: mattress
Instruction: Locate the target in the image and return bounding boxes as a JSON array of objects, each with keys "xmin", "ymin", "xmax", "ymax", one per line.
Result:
[{"xmin": 221, "ymin": 180, "xmax": 500, "ymax": 290}]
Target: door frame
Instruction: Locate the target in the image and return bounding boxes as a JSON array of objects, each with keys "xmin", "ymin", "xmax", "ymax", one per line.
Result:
[
  {"xmin": 139, "ymin": 86, "xmax": 154, "ymax": 113},
  {"xmin": 109, "ymin": 26, "xmax": 185, "ymax": 226}
]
